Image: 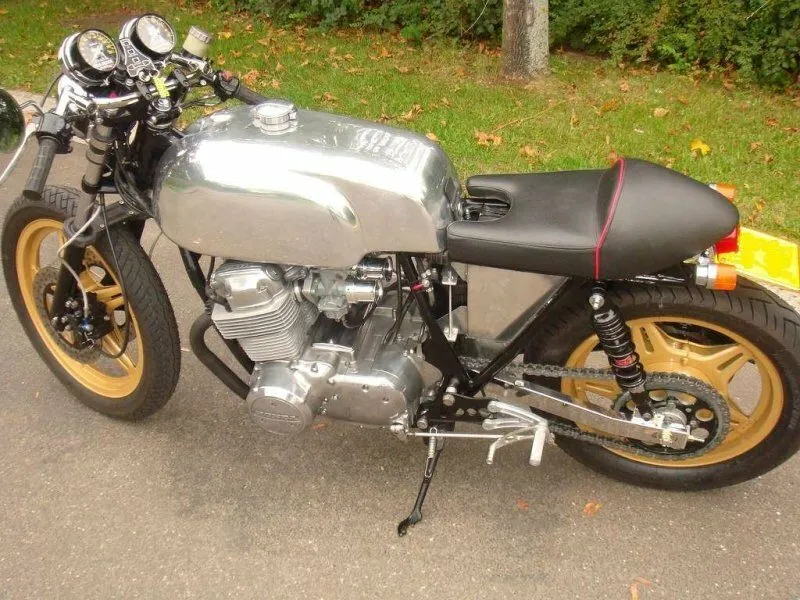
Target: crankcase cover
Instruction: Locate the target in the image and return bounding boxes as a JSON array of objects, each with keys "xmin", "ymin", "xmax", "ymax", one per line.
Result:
[{"xmin": 153, "ymin": 101, "xmax": 460, "ymax": 267}]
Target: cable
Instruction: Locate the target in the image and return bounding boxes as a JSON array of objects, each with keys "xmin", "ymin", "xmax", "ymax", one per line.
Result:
[
  {"xmin": 57, "ymin": 205, "xmax": 102, "ymax": 315},
  {"xmin": 97, "ymin": 199, "xmax": 132, "ymax": 359},
  {"xmin": 147, "ymin": 230, "xmax": 163, "ymax": 259},
  {"xmin": 40, "ymin": 73, "xmax": 62, "ymax": 107}
]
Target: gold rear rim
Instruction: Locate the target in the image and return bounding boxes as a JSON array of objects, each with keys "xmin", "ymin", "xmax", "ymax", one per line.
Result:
[
  {"xmin": 563, "ymin": 317, "xmax": 784, "ymax": 467},
  {"xmin": 16, "ymin": 218, "xmax": 143, "ymax": 398}
]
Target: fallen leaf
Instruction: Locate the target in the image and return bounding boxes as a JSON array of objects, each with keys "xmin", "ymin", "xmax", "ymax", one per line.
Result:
[
  {"xmin": 515, "ymin": 498, "xmax": 530, "ymax": 511},
  {"xmin": 519, "ymin": 144, "xmax": 540, "ymax": 159},
  {"xmin": 241, "ymin": 69, "xmax": 259, "ymax": 86},
  {"xmin": 270, "ymin": 79, "xmax": 281, "ymax": 89},
  {"xmin": 607, "ymin": 150, "xmax": 622, "ymax": 165},
  {"xmin": 440, "ymin": 97, "xmax": 451, "ymax": 107},
  {"xmin": 399, "ymin": 103, "xmax": 422, "ymax": 121},
  {"xmin": 677, "ymin": 95, "xmax": 689, "ymax": 105},
  {"xmin": 0, "ymin": 8, "xmax": 7, "ymax": 15},
  {"xmin": 582, "ymin": 501, "xmax": 602, "ymax": 516},
  {"xmin": 570, "ymin": 110, "xmax": 580, "ymax": 128},
  {"xmin": 231, "ymin": 50, "xmax": 242, "ymax": 58},
  {"xmin": 425, "ymin": 132, "xmax": 439, "ymax": 141},
  {"xmin": 396, "ymin": 65, "xmax": 411, "ymax": 74},
  {"xmin": 245, "ymin": 23, "xmax": 253, "ymax": 32},
  {"xmin": 215, "ymin": 54, "xmax": 226, "ymax": 66},
  {"xmin": 359, "ymin": 98, "xmax": 369, "ymax": 105},
  {"xmin": 218, "ymin": 31, "xmax": 233, "ymax": 40},
  {"xmin": 619, "ymin": 80, "xmax": 631, "ymax": 93},
  {"xmin": 475, "ymin": 130, "xmax": 502, "ymax": 147},
  {"xmin": 257, "ymin": 38, "xmax": 271, "ymax": 47},
  {"xmin": 321, "ymin": 91, "xmax": 338, "ymax": 102},
  {"xmin": 380, "ymin": 47, "xmax": 392, "ymax": 58},
  {"xmin": 630, "ymin": 577, "xmax": 652, "ymax": 600},
  {"xmin": 653, "ymin": 107, "xmax": 669, "ymax": 118},
  {"xmin": 765, "ymin": 117, "xmax": 778, "ymax": 127},
  {"xmin": 300, "ymin": 60, "xmax": 310, "ymax": 67},
  {"xmin": 597, "ymin": 99, "xmax": 619, "ymax": 115},
  {"xmin": 749, "ymin": 141, "xmax": 763, "ymax": 152},
  {"xmin": 275, "ymin": 62, "xmax": 285, "ymax": 72},
  {"xmin": 690, "ymin": 139, "xmax": 711, "ymax": 157},
  {"xmin": 763, "ymin": 154, "xmax": 774, "ymax": 164}
]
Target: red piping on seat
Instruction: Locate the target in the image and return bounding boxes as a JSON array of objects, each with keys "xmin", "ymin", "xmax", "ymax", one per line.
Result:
[{"xmin": 594, "ymin": 158, "xmax": 626, "ymax": 278}]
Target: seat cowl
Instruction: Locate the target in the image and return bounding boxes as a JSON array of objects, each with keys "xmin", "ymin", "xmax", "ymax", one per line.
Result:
[{"xmin": 447, "ymin": 159, "xmax": 740, "ymax": 279}]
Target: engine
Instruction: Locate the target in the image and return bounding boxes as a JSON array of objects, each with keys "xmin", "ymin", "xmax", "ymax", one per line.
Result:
[{"xmin": 208, "ymin": 258, "xmax": 439, "ymax": 435}]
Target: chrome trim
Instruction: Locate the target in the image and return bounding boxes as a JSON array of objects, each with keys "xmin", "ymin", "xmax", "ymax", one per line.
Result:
[{"xmin": 153, "ymin": 105, "xmax": 460, "ymax": 266}]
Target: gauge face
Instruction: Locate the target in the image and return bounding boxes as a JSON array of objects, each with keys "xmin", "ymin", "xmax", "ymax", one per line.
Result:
[
  {"xmin": 76, "ymin": 29, "xmax": 118, "ymax": 74},
  {"xmin": 135, "ymin": 15, "xmax": 176, "ymax": 56}
]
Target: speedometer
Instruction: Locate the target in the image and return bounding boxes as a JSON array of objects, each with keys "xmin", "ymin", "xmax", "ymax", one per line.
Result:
[{"xmin": 58, "ymin": 29, "xmax": 119, "ymax": 86}]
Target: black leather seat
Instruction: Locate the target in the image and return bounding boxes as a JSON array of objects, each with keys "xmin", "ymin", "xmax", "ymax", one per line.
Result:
[{"xmin": 447, "ymin": 158, "xmax": 739, "ymax": 279}]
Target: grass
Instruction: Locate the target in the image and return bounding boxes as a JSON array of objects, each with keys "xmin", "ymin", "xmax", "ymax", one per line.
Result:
[{"xmin": 1, "ymin": 0, "xmax": 798, "ymax": 240}]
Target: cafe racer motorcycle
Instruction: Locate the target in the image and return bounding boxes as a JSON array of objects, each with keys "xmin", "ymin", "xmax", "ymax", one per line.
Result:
[{"xmin": 1, "ymin": 15, "xmax": 799, "ymax": 534}]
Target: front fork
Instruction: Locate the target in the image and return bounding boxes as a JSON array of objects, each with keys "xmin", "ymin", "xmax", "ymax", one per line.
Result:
[{"xmin": 51, "ymin": 122, "xmax": 115, "ymax": 321}]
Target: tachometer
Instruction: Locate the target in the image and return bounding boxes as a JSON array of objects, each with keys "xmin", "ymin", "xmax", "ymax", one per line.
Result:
[
  {"xmin": 121, "ymin": 14, "xmax": 176, "ymax": 58},
  {"xmin": 58, "ymin": 29, "xmax": 119, "ymax": 86}
]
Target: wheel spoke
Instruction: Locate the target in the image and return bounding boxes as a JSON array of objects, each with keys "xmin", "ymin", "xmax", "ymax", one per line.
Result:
[
  {"xmin": 699, "ymin": 343, "xmax": 752, "ymax": 385},
  {"xmin": 631, "ymin": 321, "xmax": 680, "ymax": 360},
  {"xmin": 579, "ymin": 380, "xmax": 619, "ymax": 399},
  {"xmin": 102, "ymin": 333, "xmax": 136, "ymax": 374}
]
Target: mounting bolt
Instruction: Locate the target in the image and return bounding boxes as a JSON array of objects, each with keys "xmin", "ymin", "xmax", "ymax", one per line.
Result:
[
  {"xmin": 417, "ymin": 416, "xmax": 429, "ymax": 430},
  {"xmin": 589, "ymin": 293, "xmax": 605, "ymax": 310},
  {"xmin": 443, "ymin": 393, "xmax": 455, "ymax": 407}
]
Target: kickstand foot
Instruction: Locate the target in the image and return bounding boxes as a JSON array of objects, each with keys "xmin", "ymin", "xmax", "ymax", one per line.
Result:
[{"xmin": 397, "ymin": 429, "xmax": 445, "ymax": 536}]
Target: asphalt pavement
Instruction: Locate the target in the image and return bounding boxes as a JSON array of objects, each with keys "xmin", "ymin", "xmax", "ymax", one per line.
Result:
[{"xmin": 0, "ymin": 135, "xmax": 798, "ymax": 600}]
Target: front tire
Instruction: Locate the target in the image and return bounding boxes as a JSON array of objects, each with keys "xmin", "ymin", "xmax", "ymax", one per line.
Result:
[
  {"xmin": 526, "ymin": 280, "xmax": 800, "ymax": 490},
  {"xmin": 2, "ymin": 187, "xmax": 181, "ymax": 419}
]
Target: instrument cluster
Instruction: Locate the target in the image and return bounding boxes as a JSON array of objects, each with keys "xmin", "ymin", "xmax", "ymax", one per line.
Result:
[{"xmin": 58, "ymin": 13, "xmax": 177, "ymax": 88}]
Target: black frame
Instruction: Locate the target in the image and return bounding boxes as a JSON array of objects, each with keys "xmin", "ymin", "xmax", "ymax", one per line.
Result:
[{"xmin": 396, "ymin": 254, "xmax": 588, "ymax": 425}]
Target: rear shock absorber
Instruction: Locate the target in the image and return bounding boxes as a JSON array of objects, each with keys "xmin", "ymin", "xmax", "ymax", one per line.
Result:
[{"xmin": 588, "ymin": 283, "xmax": 653, "ymax": 419}]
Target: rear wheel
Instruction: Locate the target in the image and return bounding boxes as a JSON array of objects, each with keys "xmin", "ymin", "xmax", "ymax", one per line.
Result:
[
  {"xmin": 525, "ymin": 280, "xmax": 800, "ymax": 490},
  {"xmin": 2, "ymin": 187, "xmax": 180, "ymax": 419}
]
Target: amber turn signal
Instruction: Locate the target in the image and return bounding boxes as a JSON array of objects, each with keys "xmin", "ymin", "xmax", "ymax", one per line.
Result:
[{"xmin": 696, "ymin": 262, "xmax": 738, "ymax": 291}]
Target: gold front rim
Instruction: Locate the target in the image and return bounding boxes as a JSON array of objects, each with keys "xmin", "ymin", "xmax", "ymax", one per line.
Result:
[
  {"xmin": 563, "ymin": 317, "xmax": 784, "ymax": 467},
  {"xmin": 16, "ymin": 218, "xmax": 143, "ymax": 398}
]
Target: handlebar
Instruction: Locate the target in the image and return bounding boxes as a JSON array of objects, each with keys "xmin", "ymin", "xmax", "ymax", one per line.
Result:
[
  {"xmin": 23, "ymin": 137, "xmax": 59, "ymax": 201},
  {"xmin": 232, "ymin": 83, "xmax": 269, "ymax": 106}
]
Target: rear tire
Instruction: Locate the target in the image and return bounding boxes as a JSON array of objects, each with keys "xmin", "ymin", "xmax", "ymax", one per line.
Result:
[
  {"xmin": 525, "ymin": 280, "xmax": 800, "ymax": 490},
  {"xmin": 2, "ymin": 187, "xmax": 181, "ymax": 419}
]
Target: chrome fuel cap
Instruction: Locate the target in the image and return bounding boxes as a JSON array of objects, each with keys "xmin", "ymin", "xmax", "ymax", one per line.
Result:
[{"xmin": 253, "ymin": 100, "xmax": 297, "ymax": 134}]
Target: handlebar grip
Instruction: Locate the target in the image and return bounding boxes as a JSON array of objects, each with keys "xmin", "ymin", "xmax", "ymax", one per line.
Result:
[
  {"xmin": 233, "ymin": 84, "xmax": 268, "ymax": 106},
  {"xmin": 23, "ymin": 137, "xmax": 59, "ymax": 201}
]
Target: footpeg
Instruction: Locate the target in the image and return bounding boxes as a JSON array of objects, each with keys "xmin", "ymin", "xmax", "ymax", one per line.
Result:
[
  {"xmin": 483, "ymin": 401, "xmax": 549, "ymax": 466},
  {"xmin": 397, "ymin": 428, "xmax": 445, "ymax": 536}
]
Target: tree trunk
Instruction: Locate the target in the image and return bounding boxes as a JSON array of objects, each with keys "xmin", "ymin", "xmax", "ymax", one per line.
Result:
[{"xmin": 501, "ymin": 0, "xmax": 549, "ymax": 78}]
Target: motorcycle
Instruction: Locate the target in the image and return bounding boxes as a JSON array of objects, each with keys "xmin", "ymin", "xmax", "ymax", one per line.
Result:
[{"xmin": 1, "ymin": 15, "xmax": 799, "ymax": 535}]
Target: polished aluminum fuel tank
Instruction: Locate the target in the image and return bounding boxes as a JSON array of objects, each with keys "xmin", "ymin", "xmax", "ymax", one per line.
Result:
[{"xmin": 153, "ymin": 101, "xmax": 461, "ymax": 267}]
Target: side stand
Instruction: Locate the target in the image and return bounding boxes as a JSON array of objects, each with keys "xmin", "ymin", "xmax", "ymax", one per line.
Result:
[{"xmin": 397, "ymin": 429, "xmax": 445, "ymax": 536}]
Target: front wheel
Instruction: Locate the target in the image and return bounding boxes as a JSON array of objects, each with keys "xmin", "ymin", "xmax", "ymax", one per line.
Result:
[
  {"xmin": 2, "ymin": 187, "xmax": 181, "ymax": 419},
  {"xmin": 526, "ymin": 280, "xmax": 800, "ymax": 490}
]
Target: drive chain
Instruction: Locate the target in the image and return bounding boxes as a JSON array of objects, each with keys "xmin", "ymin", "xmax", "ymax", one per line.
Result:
[{"xmin": 458, "ymin": 356, "xmax": 730, "ymax": 460}]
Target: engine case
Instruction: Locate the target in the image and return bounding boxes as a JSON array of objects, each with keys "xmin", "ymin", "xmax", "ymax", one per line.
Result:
[
  {"xmin": 153, "ymin": 103, "xmax": 460, "ymax": 267},
  {"xmin": 246, "ymin": 296, "xmax": 440, "ymax": 434}
]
